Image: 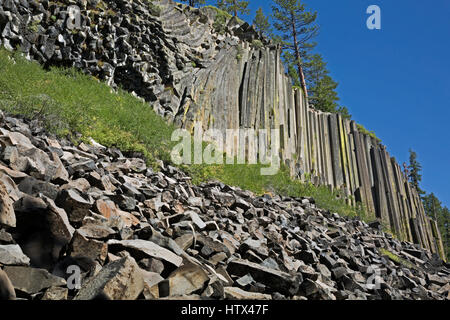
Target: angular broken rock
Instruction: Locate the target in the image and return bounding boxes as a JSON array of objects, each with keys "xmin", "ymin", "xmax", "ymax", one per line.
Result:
[
  {"xmin": 107, "ymin": 239, "xmax": 183, "ymax": 268},
  {"xmin": 0, "ymin": 268, "xmax": 16, "ymax": 300},
  {"xmin": 0, "ymin": 173, "xmax": 22, "ymax": 202},
  {"xmin": 0, "ymin": 180, "xmax": 16, "ymax": 227},
  {"xmin": 240, "ymin": 238, "xmax": 269, "ymax": 257},
  {"xmin": 0, "ymin": 245, "xmax": 30, "ymax": 266},
  {"xmin": 187, "ymin": 210, "xmax": 206, "ymax": 230},
  {"xmin": 42, "ymin": 286, "xmax": 68, "ymax": 300},
  {"xmin": 175, "ymin": 234, "xmax": 194, "ymax": 251},
  {"xmin": 227, "ymin": 259, "xmax": 302, "ymax": 296},
  {"xmin": 224, "ymin": 287, "xmax": 272, "ymax": 300},
  {"xmin": 56, "ymin": 189, "xmax": 93, "ymax": 223},
  {"xmin": 165, "ymin": 261, "xmax": 210, "ymax": 297},
  {"xmin": 50, "ymin": 152, "xmax": 69, "ymax": 184},
  {"xmin": 68, "ymin": 231, "xmax": 108, "ymax": 264},
  {"xmin": 75, "ymin": 256, "xmax": 144, "ymax": 300},
  {"xmin": 77, "ymin": 224, "xmax": 116, "ymax": 240},
  {"xmin": 95, "ymin": 199, "xmax": 140, "ymax": 228},
  {"xmin": 3, "ymin": 266, "xmax": 66, "ymax": 295},
  {"xmin": 43, "ymin": 196, "xmax": 75, "ymax": 240},
  {"xmin": 0, "ymin": 163, "xmax": 28, "ymax": 179}
]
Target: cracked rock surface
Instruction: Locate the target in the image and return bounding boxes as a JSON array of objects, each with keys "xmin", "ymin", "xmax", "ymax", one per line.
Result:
[{"xmin": 0, "ymin": 111, "xmax": 449, "ymax": 300}]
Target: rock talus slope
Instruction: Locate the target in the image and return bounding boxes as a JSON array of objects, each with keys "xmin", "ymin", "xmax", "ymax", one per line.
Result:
[{"xmin": 0, "ymin": 112, "xmax": 449, "ymax": 300}]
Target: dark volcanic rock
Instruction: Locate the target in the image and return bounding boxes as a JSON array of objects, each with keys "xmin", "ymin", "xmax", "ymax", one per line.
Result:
[
  {"xmin": 74, "ymin": 256, "xmax": 144, "ymax": 300},
  {"xmin": 227, "ymin": 259, "xmax": 302, "ymax": 296},
  {"xmin": 0, "ymin": 113, "xmax": 447, "ymax": 300}
]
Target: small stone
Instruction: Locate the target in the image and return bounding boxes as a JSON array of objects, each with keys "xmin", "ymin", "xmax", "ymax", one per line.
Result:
[
  {"xmin": 107, "ymin": 239, "xmax": 183, "ymax": 268},
  {"xmin": 4, "ymin": 266, "xmax": 66, "ymax": 295},
  {"xmin": 174, "ymin": 234, "xmax": 194, "ymax": 251},
  {"xmin": 0, "ymin": 180, "xmax": 15, "ymax": 227},
  {"xmin": 56, "ymin": 189, "xmax": 92, "ymax": 223},
  {"xmin": 188, "ymin": 210, "xmax": 206, "ymax": 230},
  {"xmin": 75, "ymin": 256, "xmax": 144, "ymax": 300},
  {"xmin": 42, "ymin": 286, "xmax": 68, "ymax": 300},
  {"xmin": 227, "ymin": 259, "xmax": 302, "ymax": 296},
  {"xmin": 0, "ymin": 245, "xmax": 30, "ymax": 266},
  {"xmin": 68, "ymin": 231, "xmax": 108, "ymax": 264},
  {"xmin": 166, "ymin": 261, "xmax": 209, "ymax": 297},
  {"xmin": 224, "ymin": 287, "xmax": 272, "ymax": 300},
  {"xmin": 78, "ymin": 224, "xmax": 116, "ymax": 240}
]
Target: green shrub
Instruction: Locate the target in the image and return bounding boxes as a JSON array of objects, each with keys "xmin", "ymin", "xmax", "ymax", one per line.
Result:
[
  {"xmin": 379, "ymin": 248, "xmax": 418, "ymax": 270},
  {"xmin": 251, "ymin": 40, "xmax": 264, "ymax": 49},
  {"xmin": 357, "ymin": 123, "xmax": 381, "ymax": 143}
]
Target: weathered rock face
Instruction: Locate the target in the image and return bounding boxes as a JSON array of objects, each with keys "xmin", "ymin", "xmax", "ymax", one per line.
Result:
[
  {"xmin": 74, "ymin": 256, "xmax": 144, "ymax": 300},
  {"xmin": 0, "ymin": 0, "xmax": 442, "ymax": 258},
  {"xmin": 0, "ymin": 112, "xmax": 448, "ymax": 300}
]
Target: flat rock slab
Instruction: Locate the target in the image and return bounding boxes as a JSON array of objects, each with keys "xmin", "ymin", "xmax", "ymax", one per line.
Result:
[
  {"xmin": 69, "ymin": 231, "xmax": 108, "ymax": 264},
  {"xmin": 78, "ymin": 224, "xmax": 116, "ymax": 240},
  {"xmin": 227, "ymin": 259, "xmax": 302, "ymax": 296},
  {"xmin": 0, "ymin": 245, "xmax": 30, "ymax": 266},
  {"xmin": 75, "ymin": 256, "xmax": 144, "ymax": 300},
  {"xmin": 0, "ymin": 180, "xmax": 16, "ymax": 227},
  {"xmin": 4, "ymin": 266, "xmax": 66, "ymax": 295},
  {"xmin": 166, "ymin": 261, "xmax": 210, "ymax": 297},
  {"xmin": 224, "ymin": 287, "xmax": 272, "ymax": 300},
  {"xmin": 42, "ymin": 286, "xmax": 68, "ymax": 300},
  {"xmin": 108, "ymin": 239, "xmax": 183, "ymax": 267},
  {"xmin": 0, "ymin": 268, "xmax": 16, "ymax": 300}
]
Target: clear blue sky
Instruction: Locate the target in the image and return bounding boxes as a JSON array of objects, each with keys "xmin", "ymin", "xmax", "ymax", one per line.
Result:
[{"xmin": 205, "ymin": 0, "xmax": 450, "ymax": 208}]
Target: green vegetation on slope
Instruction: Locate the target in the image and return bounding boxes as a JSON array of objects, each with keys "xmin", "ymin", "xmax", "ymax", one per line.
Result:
[
  {"xmin": 356, "ymin": 123, "xmax": 381, "ymax": 143},
  {"xmin": 0, "ymin": 50, "xmax": 176, "ymax": 166},
  {"xmin": 379, "ymin": 248, "xmax": 419, "ymax": 271},
  {"xmin": 0, "ymin": 49, "xmax": 367, "ymax": 222}
]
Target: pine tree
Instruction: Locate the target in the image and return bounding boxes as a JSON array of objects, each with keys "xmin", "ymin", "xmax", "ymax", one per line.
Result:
[
  {"xmin": 423, "ymin": 193, "xmax": 450, "ymax": 261},
  {"xmin": 253, "ymin": 7, "xmax": 271, "ymax": 36},
  {"xmin": 303, "ymin": 53, "xmax": 339, "ymax": 113},
  {"xmin": 181, "ymin": 0, "xmax": 205, "ymax": 7},
  {"xmin": 442, "ymin": 206, "xmax": 450, "ymax": 261},
  {"xmin": 423, "ymin": 193, "xmax": 441, "ymax": 220},
  {"xmin": 217, "ymin": 0, "xmax": 250, "ymax": 17},
  {"xmin": 272, "ymin": 0, "xmax": 319, "ymax": 98},
  {"xmin": 408, "ymin": 149, "xmax": 425, "ymax": 196}
]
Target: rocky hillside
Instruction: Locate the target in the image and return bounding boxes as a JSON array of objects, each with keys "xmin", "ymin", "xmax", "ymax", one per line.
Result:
[
  {"xmin": 0, "ymin": 0, "xmax": 267, "ymax": 124},
  {"xmin": 0, "ymin": 111, "xmax": 449, "ymax": 300},
  {"xmin": 0, "ymin": 0, "xmax": 444, "ymax": 259}
]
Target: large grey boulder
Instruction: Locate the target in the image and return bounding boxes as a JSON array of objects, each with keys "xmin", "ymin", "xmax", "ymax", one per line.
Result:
[
  {"xmin": 74, "ymin": 256, "xmax": 144, "ymax": 300},
  {"xmin": 0, "ymin": 245, "xmax": 30, "ymax": 266},
  {"xmin": 0, "ymin": 268, "xmax": 16, "ymax": 300},
  {"xmin": 107, "ymin": 239, "xmax": 183, "ymax": 268},
  {"xmin": 3, "ymin": 266, "xmax": 66, "ymax": 295}
]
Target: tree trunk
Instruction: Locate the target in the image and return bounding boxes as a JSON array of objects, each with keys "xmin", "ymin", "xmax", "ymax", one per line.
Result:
[{"xmin": 291, "ymin": 13, "xmax": 308, "ymax": 98}]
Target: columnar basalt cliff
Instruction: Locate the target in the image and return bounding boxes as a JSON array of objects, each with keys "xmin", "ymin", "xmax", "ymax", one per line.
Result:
[{"xmin": 0, "ymin": 0, "xmax": 445, "ymax": 259}]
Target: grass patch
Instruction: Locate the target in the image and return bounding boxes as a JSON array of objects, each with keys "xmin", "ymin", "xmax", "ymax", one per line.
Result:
[
  {"xmin": 0, "ymin": 49, "xmax": 367, "ymax": 222},
  {"xmin": 251, "ymin": 40, "xmax": 264, "ymax": 49},
  {"xmin": 204, "ymin": 5, "xmax": 244, "ymax": 34},
  {"xmin": 357, "ymin": 123, "xmax": 381, "ymax": 143},
  {"xmin": 184, "ymin": 162, "xmax": 367, "ymax": 220},
  {"xmin": 0, "ymin": 50, "xmax": 176, "ymax": 167},
  {"xmin": 379, "ymin": 248, "xmax": 418, "ymax": 270}
]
